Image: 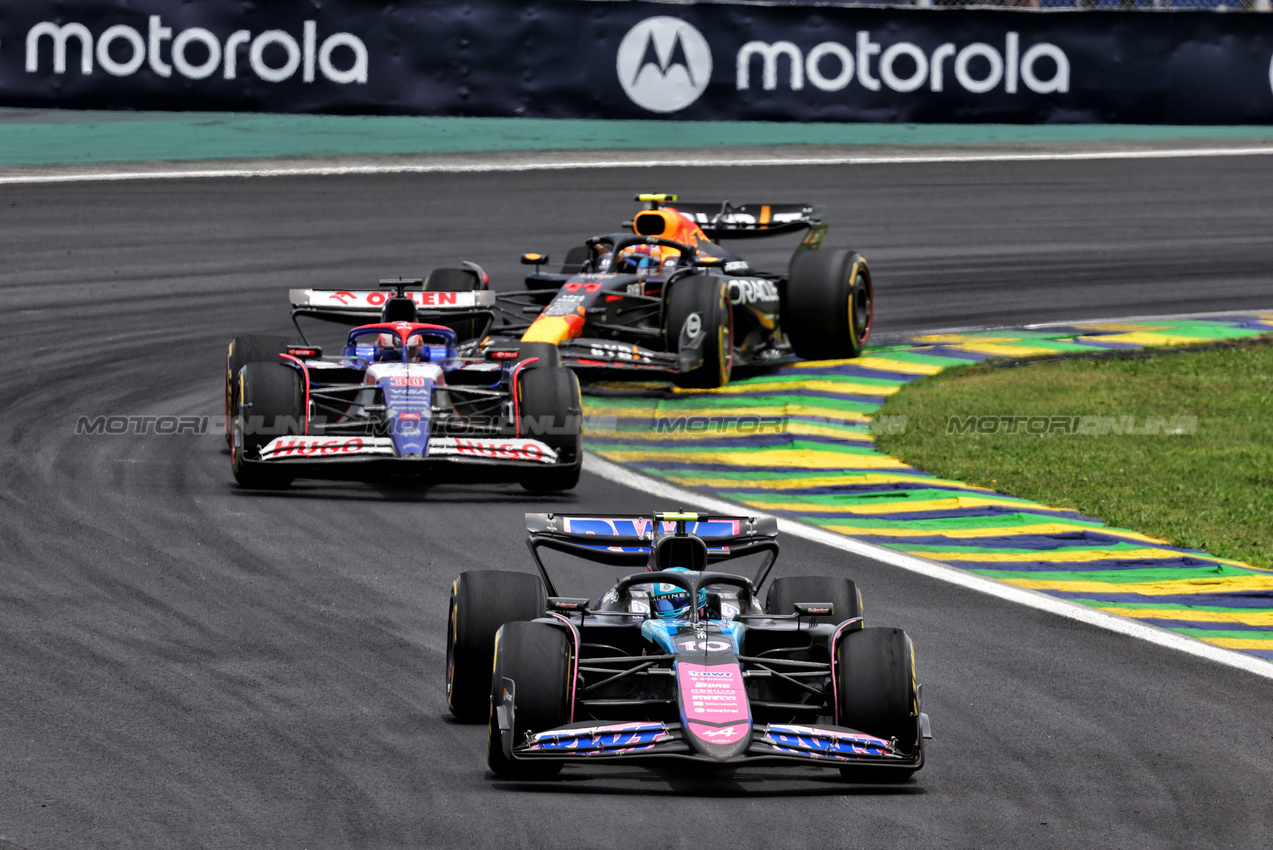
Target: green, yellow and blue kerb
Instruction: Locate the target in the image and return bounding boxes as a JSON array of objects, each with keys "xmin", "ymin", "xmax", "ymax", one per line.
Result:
[{"xmin": 581, "ymin": 314, "xmax": 1273, "ymax": 662}]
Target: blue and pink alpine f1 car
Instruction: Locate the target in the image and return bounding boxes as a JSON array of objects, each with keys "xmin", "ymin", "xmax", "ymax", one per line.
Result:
[{"xmin": 446, "ymin": 511, "xmax": 930, "ymax": 781}]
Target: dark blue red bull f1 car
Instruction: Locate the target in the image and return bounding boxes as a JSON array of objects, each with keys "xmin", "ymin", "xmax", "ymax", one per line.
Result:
[
  {"xmin": 490, "ymin": 194, "xmax": 875, "ymax": 389},
  {"xmin": 446, "ymin": 511, "xmax": 930, "ymax": 781}
]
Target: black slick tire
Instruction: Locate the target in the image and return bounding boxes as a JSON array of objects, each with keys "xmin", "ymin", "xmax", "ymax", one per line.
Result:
[
  {"xmin": 487, "ymin": 620, "xmax": 570, "ymax": 779},
  {"xmin": 784, "ymin": 248, "xmax": 872, "ymax": 361},
  {"xmin": 225, "ymin": 335, "xmax": 291, "ymax": 447},
  {"xmin": 664, "ymin": 274, "xmax": 732, "ymax": 389},
  {"xmin": 447, "ymin": 571, "xmax": 547, "ymax": 722},
  {"xmin": 230, "ymin": 360, "xmax": 304, "ymax": 490},
  {"xmin": 765, "ymin": 576, "xmax": 864, "ymax": 626},
  {"xmin": 835, "ymin": 626, "xmax": 921, "ymax": 782},
  {"xmin": 515, "ymin": 353, "xmax": 581, "ymax": 492}
]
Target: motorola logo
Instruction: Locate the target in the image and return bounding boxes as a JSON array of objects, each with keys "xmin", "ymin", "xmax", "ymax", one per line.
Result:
[{"xmin": 616, "ymin": 17, "xmax": 712, "ymax": 113}]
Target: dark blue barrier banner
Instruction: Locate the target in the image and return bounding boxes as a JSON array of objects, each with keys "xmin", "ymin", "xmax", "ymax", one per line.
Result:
[{"xmin": 2, "ymin": 1, "xmax": 1273, "ymax": 123}]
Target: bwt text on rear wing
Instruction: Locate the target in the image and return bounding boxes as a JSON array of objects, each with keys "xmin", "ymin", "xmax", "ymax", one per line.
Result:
[{"xmin": 523, "ymin": 511, "xmax": 780, "ymax": 595}]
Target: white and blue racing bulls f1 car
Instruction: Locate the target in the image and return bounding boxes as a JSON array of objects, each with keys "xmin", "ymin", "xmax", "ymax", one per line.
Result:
[
  {"xmin": 225, "ymin": 276, "xmax": 582, "ymax": 491},
  {"xmin": 446, "ymin": 511, "xmax": 930, "ymax": 781}
]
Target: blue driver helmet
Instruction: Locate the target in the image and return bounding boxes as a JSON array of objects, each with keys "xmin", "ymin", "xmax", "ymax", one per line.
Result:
[{"xmin": 651, "ymin": 567, "xmax": 694, "ymax": 619}]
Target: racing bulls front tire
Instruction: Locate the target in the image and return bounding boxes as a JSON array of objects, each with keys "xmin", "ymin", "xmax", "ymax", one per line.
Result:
[
  {"xmin": 487, "ymin": 620, "xmax": 570, "ymax": 780},
  {"xmin": 835, "ymin": 627, "xmax": 922, "ymax": 782},
  {"xmin": 230, "ymin": 360, "xmax": 304, "ymax": 490},
  {"xmin": 447, "ymin": 571, "xmax": 548, "ymax": 722},
  {"xmin": 765, "ymin": 576, "xmax": 864, "ymax": 626},
  {"xmin": 225, "ymin": 335, "xmax": 292, "ymax": 447},
  {"xmin": 784, "ymin": 248, "xmax": 872, "ymax": 361},
  {"xmin": 515, "ymin": 354, "xmax": 582, "ymax": 492},
  {"xmin": 665, "ymin": 274, "xmax": 732, "ymax": 389}
]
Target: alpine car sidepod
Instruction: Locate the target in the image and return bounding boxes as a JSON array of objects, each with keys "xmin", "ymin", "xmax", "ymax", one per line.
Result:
[
  {"xmin": 487, "ymin": 194, "xmax": 874, "ymax": 388},
  {"xmin": 446, "ymin": 511, "xmax": 930, "ymax": 781},
  {"xmin": 224, "ymin": 273, "xmax": 582, "ymax": 491}
]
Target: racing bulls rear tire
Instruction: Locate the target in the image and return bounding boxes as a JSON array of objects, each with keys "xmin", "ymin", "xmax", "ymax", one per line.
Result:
[
  {"xmin": 784, "ymin": 249, "xmax": 872, "ymax": 361},
  {"xmin": 231, "ymin": 360, "xmax": 304, "ymax": 490},
  {"xmin": 765, "ymin": 576, "xmax": 863, "ymax": 626},
  {"xmin": 835, "ymin": 627, "xmax": 921, "ymax": 782},
  {"xmin": 665, "ymin": 274, "xmax": 732, "ymax": 389},
  {"xmin": 487, "ymin": 621, "xmax": 570, "ymax": 779},
  {"xmin": 515, "ymin": 357, "xmax": 582, "ymax": 492},
  {"xmin": 225, "ymin": 335, "xmax": 292, "ymax": 447},
  {"xmin": 447, "ymin": 571, "xmax": 548, "ymax": 722}
]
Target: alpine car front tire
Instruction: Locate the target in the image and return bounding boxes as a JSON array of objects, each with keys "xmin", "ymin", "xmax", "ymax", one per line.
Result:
[
  {"xmin": 835, "ymin": 626, "xmax": 921, "ymax": 782},
  {"xmin": 447, "ymin": 571, "xmax": 548, "ymax": 722},
  {"xmin": 231, "ymin": 360, "xmax": 304, "ymax": 490},
  {"xmin": 487, "ymin": 620, "xmax": 570, "ymax": 780},
  {"xmin": 665, "ymin": 274, "xmax": 732, "ymax": 389},
  {"xmin": 785, "ymin": 248, "xmax": 872, "ymax": 361},
  {"xmin": 515, "ymin": 357, "xmax": 582, "ymax": 492}
]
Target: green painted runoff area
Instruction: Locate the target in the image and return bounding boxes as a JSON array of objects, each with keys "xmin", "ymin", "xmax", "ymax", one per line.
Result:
[{"xmin": 0, "ymin": 108, "xmax": 1271, "ymax": 166}]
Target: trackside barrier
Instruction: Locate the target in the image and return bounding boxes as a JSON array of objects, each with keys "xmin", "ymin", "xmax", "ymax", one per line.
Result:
[{"xmin": 4, "ymin": 1, "xmax": 1273, "ymax": 123}]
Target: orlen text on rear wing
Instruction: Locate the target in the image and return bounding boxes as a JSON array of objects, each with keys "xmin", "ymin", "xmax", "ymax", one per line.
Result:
[
  {"xmin": 290, "ymin": 287, "xmax": 498, "ymax": 323},
  {"xmin": 288, "ymin": 283, "xmax": 499, "ymax": 344},
  {"xmin": 524, "ymin": 511, "xmax": 779, "ymax": 596},
  {"xmin": 670, "ymin": 202, "xmax": 824, "ymax": 240}
]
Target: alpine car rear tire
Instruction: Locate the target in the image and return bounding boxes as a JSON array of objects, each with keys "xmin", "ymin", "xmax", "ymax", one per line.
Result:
[
  {"xmin": 835, "ymin": 626, "xmax": 921, "ymax": 781},
  {"xmin": 225, "ymin": 335, "xmax": 292, "ymax": 447},
  {"xmin": 665, "ymin": 274, "xmax": 732, "ymax": 389},
  {"xmin": 516, "ymin": 363, "xmax": 582, "ymax": 492},
  {"xmin": 765, "ymin": 576, "xmax": 863, "ymax": 626},
  {"xmin": 447, "ymin": 571, "xmax": 548, "ymax": 722},
  {"xmin": 487, "ymin": 620, "xmax": 570, "ymax": 779},
  {"xmin": 785, "ymin": 248, "xmax": 872, "ymax": 361},
  {"xmin": 230, "ymin": 360, "xmax": 304, "ymax": 489}
]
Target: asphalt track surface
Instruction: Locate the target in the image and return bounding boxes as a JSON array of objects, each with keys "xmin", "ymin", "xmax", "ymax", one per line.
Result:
[{"xmin": 2, "ymin": 155, "xmax": 1272, "ymax": 849}]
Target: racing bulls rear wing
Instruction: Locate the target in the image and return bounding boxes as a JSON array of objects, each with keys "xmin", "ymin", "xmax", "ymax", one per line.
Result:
[
  {"xmin": 644, "ymin": 200, "xmax": 824, "ymax": 240},
  {"xmin": 524, "ymin": 511, "xmax": 779, "ymax": 595},
  {"xmin": 289, "ymin": 287, "xmax": 498, "ymax": 323},
  {"xmin": 289, "ymin": 283, "xmax": 499, "ymax": 344}
]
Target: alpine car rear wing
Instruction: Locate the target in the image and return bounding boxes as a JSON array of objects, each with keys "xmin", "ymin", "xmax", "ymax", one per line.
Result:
[
  {"xmin": 524, "ymin": 510, "xmax": 779, "ymax": 595},
  {"xmin": 658, "ymin": 201, "xmax": 824, "ymax": 239}
]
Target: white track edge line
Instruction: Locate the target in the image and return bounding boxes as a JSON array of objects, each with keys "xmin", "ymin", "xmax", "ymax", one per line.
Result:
[
  {"xmin": 4, "ymin": 143, "xmax": 1273, "ymax": 184},
  {"xmin": 583, "ymin": 453, "xmax": 1273, "ymax": 680}
]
